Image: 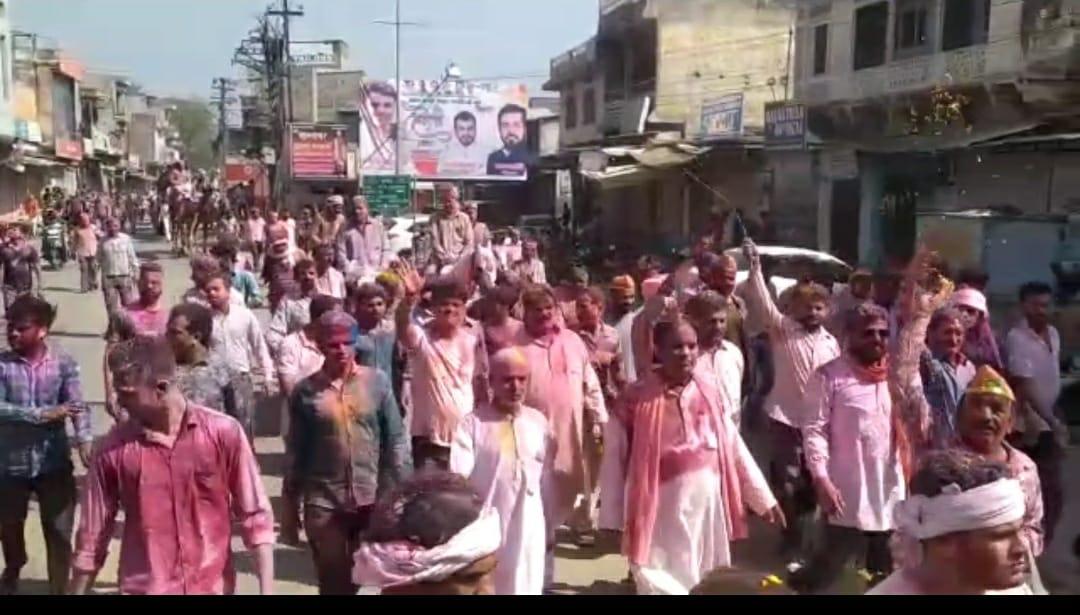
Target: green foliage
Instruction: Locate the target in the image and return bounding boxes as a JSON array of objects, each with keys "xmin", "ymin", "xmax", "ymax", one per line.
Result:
[{"xmin": 169, "ymin": 99, "xmax": 216, "ymax": 170}]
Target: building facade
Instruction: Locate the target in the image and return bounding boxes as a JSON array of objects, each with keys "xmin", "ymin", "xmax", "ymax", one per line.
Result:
[
  {"xmin": 791, "ymin": 0, "xmax": 1080, "ymax": 269},
  {"xmin": 545, "ymin": 0, "xmax": 810, "ymax": 257}
]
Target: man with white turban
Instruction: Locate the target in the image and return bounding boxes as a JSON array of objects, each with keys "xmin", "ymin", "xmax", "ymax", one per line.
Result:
[
  {"xmin": 870, "ymin": 449, "xmax": 1036, "ymax": 595},
  {"xmin": 353, "ymin": 472, "xmax": 501, "ymax": 595}
]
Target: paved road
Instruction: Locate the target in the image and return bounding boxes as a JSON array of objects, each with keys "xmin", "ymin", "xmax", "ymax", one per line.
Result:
[{"xmin": 11, "ymin": 234, "xmax": 1080, "ymax": 595}]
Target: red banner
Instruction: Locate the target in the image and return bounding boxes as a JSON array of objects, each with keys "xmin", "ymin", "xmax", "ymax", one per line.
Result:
[
  {"xmin": 54, "ymin": 137, "xmax": 84, "ymax": 161},
  {"xmin": 290, "ymin": 124, "xmax": 348, "ymax": 180}
]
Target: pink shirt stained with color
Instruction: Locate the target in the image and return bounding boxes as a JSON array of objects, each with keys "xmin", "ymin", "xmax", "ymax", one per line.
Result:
[
  {"xmin": 404, "ymin": 323, "xmax": 485, "ymax": 447},
  {"xmin": 72, "ymin": 405, "xmax": 275, "ymax": 595},
  {"xmin": 746, "ymin": 265, "xmax": 840, "ymax": 427},
  {"xmin": 124, "ymin": 303, "xmax": 170, "ymax": 336},
  {"xmin": 515, "ymin": 327, "xmax": 606, "ymax": 526},
  {"xmin": 803, "ymin": 357, "xmax": 905, "ymax": 532},
  {"xmin": 73, "ymin": 226, "xmax": 99, "ymax": 258}
]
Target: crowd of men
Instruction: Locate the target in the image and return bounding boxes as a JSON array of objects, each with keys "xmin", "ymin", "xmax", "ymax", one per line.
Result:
[{"xmin": 0, "ymin": 177, "xmax": 1072, "ymax": 595}]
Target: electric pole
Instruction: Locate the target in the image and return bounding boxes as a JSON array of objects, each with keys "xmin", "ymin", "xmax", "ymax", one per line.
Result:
[
  {"xmin": 374, "ymin": 0, "xmax": 423, "ymax": 176},
  {"xmin": 268, "ymin": 0, "xmax": 304, "ymax": 125},
  {"xmin": 211, "ymin": 77, "xmax": 238, "ymax": 176}
]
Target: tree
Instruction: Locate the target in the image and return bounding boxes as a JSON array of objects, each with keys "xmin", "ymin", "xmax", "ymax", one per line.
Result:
[{"xmin": 168, "ymin": 99, "xmax": 216, "ymax": 170}]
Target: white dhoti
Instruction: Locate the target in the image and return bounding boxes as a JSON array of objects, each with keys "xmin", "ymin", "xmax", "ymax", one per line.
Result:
[{"xmin": 632, "ymin": 466, "xmax": 730, "ymax": 595}]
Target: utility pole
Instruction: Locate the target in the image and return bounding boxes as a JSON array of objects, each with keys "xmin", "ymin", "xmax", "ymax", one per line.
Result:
[
  {"xmin": 211, "ymin": 77, "xmax": 237, "ymax": 176},
  {"xmin": 374, "ymin": 0, "xmax": 423, "ymax": 176},
  {"xmin": 268, "ymin": 0, "xmax": 304, "ymax": 125}
]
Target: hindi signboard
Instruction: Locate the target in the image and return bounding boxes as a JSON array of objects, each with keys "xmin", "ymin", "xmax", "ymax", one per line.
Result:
[
  {"xmin": 359, "ymin": 79, "xmax": 531, "ymax": 181},
  {"xmin": 764, "ymin": 102, "xmax": 807, "ymax": 149},
  {"xmin": 364, "ymin": 175, "xmax": 413, "ymax": 217},
  {"xmin": 290, "ymin": 124, "xmax": 348, "ymax": 180},
  {"xmin": 699, "ymin": 93, "xmax": 744, "ymax": 138}
]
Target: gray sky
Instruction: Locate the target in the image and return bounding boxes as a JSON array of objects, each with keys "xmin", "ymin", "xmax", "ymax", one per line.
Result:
[{"xmin": 10, "ymin": 0, "xmax": 597, "ymax": 98}]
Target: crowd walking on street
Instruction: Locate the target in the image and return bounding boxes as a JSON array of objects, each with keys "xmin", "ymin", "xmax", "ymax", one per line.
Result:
[{"xmin": 0, "ymin": 171, "xmax": 1075, "ymax": 597}]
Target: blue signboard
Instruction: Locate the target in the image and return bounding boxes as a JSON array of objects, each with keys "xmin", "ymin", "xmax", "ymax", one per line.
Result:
[{"xmin": 700, "ymin": 93, "xmax": 744, "ymax": 138}]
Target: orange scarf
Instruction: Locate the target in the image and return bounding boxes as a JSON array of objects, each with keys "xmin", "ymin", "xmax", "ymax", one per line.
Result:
[
  {"xmin": 850, "ymin": 354, "xmax": 915, "ymax": 481},
  {"xmin": 617, "ymin": 373, "xmax": 747, "ymax": 566}
]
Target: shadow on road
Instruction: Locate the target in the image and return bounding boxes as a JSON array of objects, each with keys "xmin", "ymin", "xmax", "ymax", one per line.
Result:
[
  {"xmin": 13, "ymin": 577, "xmax": 119, "ymax": 596},
  {"xmin": 258, "ymin": 452, "xmax": 287, "ymax": 477},
  {"xmin": 546, "ymin": 580, "xmax": 633, "ymax": 596}
]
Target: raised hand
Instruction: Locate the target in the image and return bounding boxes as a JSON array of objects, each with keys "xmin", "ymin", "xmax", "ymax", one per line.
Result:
[
  {"xmin": 392, "ymin": 259, "xmax": 424, "ymax": 297},
  {"xmin": 742, "ymin": 237, "xmax": 760, "ymax": 271}
]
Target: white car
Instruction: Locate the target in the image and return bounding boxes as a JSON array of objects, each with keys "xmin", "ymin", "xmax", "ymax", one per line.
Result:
[{"xmin": 384, "ymin": 214, "xmax": 431, "ymax": 258}]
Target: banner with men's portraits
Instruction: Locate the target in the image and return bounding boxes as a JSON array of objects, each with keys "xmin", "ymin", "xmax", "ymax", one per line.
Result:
[{"xmin": 359, "ymin": 79, "xmax": 531, "ymax": 181}]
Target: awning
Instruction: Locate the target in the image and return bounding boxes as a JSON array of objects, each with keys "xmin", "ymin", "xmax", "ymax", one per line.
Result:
[
  {"xmin": 581, "ymin": 164, "xmax": 660, "ymax": 189},
  {"xmin": 832, "ymin": 121, "xmax": 1041, "ymax": 154},
  {"xmin": 581, "ymin": 137, "xmax": 710, "ymax": 189},
  {"xmin": 21, "ymin": 155, "xmax": 63, "ymax": 168}
]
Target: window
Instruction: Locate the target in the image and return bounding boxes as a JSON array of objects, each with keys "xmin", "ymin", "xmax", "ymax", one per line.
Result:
[
  {"xmin": 895, "ymin": 3, "xmax": 930, "ymax": 50},
  {"xmin": 564, "ymin": 91, "xmax": 577, "ymax": 129},
  {"xmin": 943, "ymin": 0, "xmax": 991, "ymax": 51},
  {"xmin": 853, "ymin": 2, "xmax": 889, "ymax": 70},
  {"xmin": 582, "ymin": 87, "xmax": 596, "ymax": 125},
  {"xmin": 813, "ymin": 24, "xmax": 829, "ymax": 75}
]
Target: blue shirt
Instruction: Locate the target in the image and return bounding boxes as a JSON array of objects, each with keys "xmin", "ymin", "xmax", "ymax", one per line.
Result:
[{"xmin": 232, "ymin": 269, "xmax": 263, "ymax": 308}]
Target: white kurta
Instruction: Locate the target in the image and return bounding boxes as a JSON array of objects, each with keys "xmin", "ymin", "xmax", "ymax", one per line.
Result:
[
  {"xmin": 451, "ymin": 404, "xmax": 549, "ymax": 596},
  {"xmin": 599, "ymin": 381, "xmax": 776, "ymax": 595}
]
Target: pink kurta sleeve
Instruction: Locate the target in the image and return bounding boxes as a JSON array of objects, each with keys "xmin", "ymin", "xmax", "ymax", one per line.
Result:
[
  {"xmin": 745, "ymin": 260, "xmax": 785, "ymax": 335},
  {"xmin": 732, "ymin": 421, "xmax": 777, "ymax": 515},
  {"xmin": 224, "ymin": 420, "xmax": 276, "ymax": 549},
  {"xmin": 891, "ymin": 311, "xmax": 932, "ymax": 448},
  {"xmin": 802, "ymin": 368, "xmax": 833, "ymax": 481},
  {"xmin": 72, "ymin": 447, "xmax": 121, "ymax": 573},
  {"xmin": 598, "ymin": 411, "xmax": 630, "ymax": 531},
  {"xmin": 583, "ymin": 360, "xmax": 608, "ymax": 425}
]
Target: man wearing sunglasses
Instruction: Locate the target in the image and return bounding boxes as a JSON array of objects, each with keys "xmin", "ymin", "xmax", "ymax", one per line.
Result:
[{"xmin": 790, "ymin": 302, "xmax": 905, "ymax": 593}]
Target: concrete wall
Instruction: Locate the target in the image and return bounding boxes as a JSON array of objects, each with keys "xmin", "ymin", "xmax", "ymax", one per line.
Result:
[
  {"xmin": 794, "ymin": 0, "xmax": 1026, "ymax": 104},
  {"xmin": 0, "ymin": 1, "xmax": 12, "ymax": 116},
  {"xmin": 558, "ymin": 77, "xmax": 605, "ymax": 147},
  {"xmin": 653, "ymin": 0, "xmax": 793, "ymax": 135},
  {"xmin": 767, "ymin": 149, "xmax": 819, "ymax": 247},
  {"xmin": 927, "ymin": 150, "xmax": 1080, "ymax": 215}
]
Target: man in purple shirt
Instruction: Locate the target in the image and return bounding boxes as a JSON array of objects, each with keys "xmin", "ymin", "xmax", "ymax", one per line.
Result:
[{"xmin": 0, "ymin": 296, "xmax": 90, "ymax": 595}]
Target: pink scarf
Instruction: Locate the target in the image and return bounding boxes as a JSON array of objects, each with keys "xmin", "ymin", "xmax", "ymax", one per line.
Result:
[{"xmin": 617, "ymin": 373, "xmax": 746, "ymax": 566}]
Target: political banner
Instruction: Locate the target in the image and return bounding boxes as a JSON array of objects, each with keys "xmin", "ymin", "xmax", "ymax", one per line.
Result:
[
  {"xmin": 359, "ymin": 79, "xmax": 531, "ymax": 181},
  {"xmin": 290, "ymin": 124, "xmax": 349, "ymax": 180}
]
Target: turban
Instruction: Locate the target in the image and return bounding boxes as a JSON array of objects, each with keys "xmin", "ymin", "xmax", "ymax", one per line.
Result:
[
  {"xmin": 894, "ymin": 479, "xmax": 1025, "ymax": 541},
  {"xmin": 353, "ymin": 509, "xmax": 501, "ymax": 589}
]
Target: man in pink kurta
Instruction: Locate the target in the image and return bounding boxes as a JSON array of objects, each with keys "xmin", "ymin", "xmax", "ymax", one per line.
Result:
[
  {"xmin": 396, "ymin": 265, "xmax": 487, "ymax": 470},
  {"xmin": 70, "ymin": 337, "xmax": 275, "ymax": 595},
  {"xmin": 514, "ymin": 285, "xmax": 605, "ymax": 586},
  {"xmin": 598, "ymin": 320, "xmax": 780, "ymax": 595},
  {"xmin": 742, "ymin": 239, "xmax": 840, "ymax": 558},
  {"xmin": 793, "ymin": 303, "xmax": 903, "ymax": 594}
]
